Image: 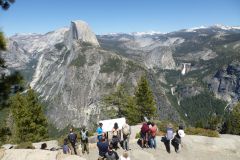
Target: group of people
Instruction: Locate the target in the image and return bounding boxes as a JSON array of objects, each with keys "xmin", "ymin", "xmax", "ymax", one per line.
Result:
[
  {"xmin": 62, "ymin": 120, "xmax": 185, "ymax": 159},
  {"xmin": 96, "ymin": 121, "xmax": 131, "ymax": 160},
  {"xmin": 139, "ymin": 121, "xmax": 185, "ymax": 153},
  {"xmin": 139, "ymin": 121, "xmax": 158, "ymax": 149}
]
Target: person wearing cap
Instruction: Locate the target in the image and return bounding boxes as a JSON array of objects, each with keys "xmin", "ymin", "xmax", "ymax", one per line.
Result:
[{"xmin": 172, "ymin": 125, "xmax": 185, "ymax": 153}]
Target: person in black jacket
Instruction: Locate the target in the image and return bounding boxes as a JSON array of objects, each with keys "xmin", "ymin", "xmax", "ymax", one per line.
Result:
[{"xmin": 68, "ymin": 128, "xmax": 78, "ymax": 155}]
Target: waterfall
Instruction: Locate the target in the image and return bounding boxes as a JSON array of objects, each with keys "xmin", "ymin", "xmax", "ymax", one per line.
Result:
[{"xmin": 181, "ymin": 63, "xmax": 187, "ymax": 75}]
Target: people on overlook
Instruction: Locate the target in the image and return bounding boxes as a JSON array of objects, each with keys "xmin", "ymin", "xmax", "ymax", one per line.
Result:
[
  {"xmin": 68, "ymin": 128, "xmax": 78, "ymax": 155},
  {"xmin": 97, "ymin": 136, "xmax": 109, "ymax": 160},
  {"xmin": 80, "ymin": 125, "xmax": 89, "ymax": 154},
  {"xmin": 149, "ymin": 122, "xmax": 158, "ymax": 149},
  {"xmin": 172, "ymin": 125, "xmax": 185, "ymax": 153},
  {"xmin": 120, "ymin": 151, "xmax": 131, "ymax": 160},
  {"xmin": 62, "ymin": 138, "xmax": 70, "ymax": 154},
  {"xmin": 140, "ymin": 122, "xmax": 149, "ymax": 148},
  {"xmin": 122, "ymin": 120, "xmax": 131, "ymax": 151},
  {"xmin": 111, "ymin": 122, "xmax": 120, "ymax": 150},
  {"xmin": 97, "ymin": 123, "xmax": 103, "ymax": 142},
  {"xmin": 105, "ymin": 144, "xmax": 119, "ymax": 160},
  {"xmin": 164, "ymin": 123, "xmax": 174, "ymax": 153}
]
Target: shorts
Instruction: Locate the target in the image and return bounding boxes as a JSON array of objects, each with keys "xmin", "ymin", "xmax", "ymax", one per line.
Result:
[{"xmin": 140, "ymin": 132, "xmax": 146, "ymax": 139}]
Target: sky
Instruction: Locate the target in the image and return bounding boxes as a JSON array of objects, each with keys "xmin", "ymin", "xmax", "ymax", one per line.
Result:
[{"xmin": 0, "ymin": 0, "xmax": 240, "ymax": 36}]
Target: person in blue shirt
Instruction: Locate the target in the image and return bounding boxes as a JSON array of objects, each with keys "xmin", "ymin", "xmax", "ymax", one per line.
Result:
[
  {"xmin": 96, "ymin": 123, "xmax": 103, "ymax": 141},
  {"xmin": 97, "ymin": 136, "xmax": 109, "ymax": 160}
]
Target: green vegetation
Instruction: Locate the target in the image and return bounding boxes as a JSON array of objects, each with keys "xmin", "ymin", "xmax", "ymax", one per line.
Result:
[
  {"xmin": 135, "ymin": 75, "xmax": 157, "ymax": 121},
  {"xmin": 100, "ymin": 57, "xmax": 122, "ymax": 73},
  {"xmin": 10, "ymin": 89, "xmax": 48, "ymax": 143},
  {"xmin": 102, "ymin": 75, "xmax": 157, "ymax": 125},
  {"xmin": 70, "ymin": 54, "xmax": 86, "ymax": 67},
  {"xmin": 185, "ymin": 127, "xmax": 219, "ymax": 137},
  {"xmin": 179, "ymin": 92, "xmax": 226, "ymax": 127},
  {"xmin": 155, "ymin": 120, "xmax": 178, "ymax": 133},
  {"xmin": 0, "ymin": 32, "xmax": 6, "ymax": 51},
  {"xmin": 227, "ymin": 103, "xmax": 240, "ymax": 135}
]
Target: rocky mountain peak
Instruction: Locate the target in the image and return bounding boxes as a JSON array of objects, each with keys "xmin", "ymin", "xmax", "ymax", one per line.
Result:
[{"xmin": 70, "ymin": 20, "xmax": 100, "ymax": 46}]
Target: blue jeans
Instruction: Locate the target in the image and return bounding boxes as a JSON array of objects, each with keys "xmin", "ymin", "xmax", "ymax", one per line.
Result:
[{"xmin": 150, "ymin": 137, "xmax": 157, "ymax": 149}]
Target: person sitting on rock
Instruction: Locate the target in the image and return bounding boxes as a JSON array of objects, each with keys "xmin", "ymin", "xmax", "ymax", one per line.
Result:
[
  {"xmin": 105, "ymin": 144, "xmax": 119, "ymax": 160},
  {"xmin": 97, "ymin": 136, "xmax": 109, "ymax": 160}
]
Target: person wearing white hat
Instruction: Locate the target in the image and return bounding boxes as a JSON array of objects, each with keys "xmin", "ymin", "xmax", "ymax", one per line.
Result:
[{"xmin": 172, "ymin": 125, "xmax": 185, "ymax": 153}]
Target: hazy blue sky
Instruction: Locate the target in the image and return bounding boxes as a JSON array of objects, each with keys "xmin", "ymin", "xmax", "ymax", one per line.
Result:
[{"xmin": 0, "ymin": 0, "xmax": 240, "ymax": 36}]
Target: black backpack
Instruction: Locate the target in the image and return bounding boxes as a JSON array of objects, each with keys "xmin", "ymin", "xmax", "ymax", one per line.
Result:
[{"xmin": 69, "ymin": 133, "xmax": 76, "ymax": 143}]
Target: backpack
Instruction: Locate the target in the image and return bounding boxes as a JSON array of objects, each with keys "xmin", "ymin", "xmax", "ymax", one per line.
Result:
[
  {"xmin": 112, "ymin": 129, "xmax": 118, "ymax": 136},
  {"xmin": 166, "ymin": 128, "xmax": 174, "ymax": 140},
  {"xmin": 81, "ymin": 130, "xmax": 88, "ymax": 141},
  {"xmin": 69, "ymin": 133, "xmax": 76, "ymax": 143},
  {"xmin": 122, "ymin": 124, "xmax": 130, "ymax": 136}
]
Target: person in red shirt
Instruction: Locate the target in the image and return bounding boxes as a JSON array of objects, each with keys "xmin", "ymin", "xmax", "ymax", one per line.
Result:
[
  {"xmin": 149, "ymin": 122, "xmax": 158, "ymax": 149},
  {"xmin": 140, "ymin": 122, "xmax": 149, "ymax": 148}
]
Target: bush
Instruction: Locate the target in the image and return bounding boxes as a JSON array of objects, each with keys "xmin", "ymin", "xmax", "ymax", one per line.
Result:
[
  {"xmin": 154, "ymin": 120, "xmax": 178, "ymax": 133},
  {"xmin": 15, "ymin": 142, "xmax": 35, "ymax": 149},
  {"xmin": 135, "ymin": 132, "xmax": 140, "ymax": 139},
  {"xmin": 185, "ymin": 127, "xmax": 219, "ymax": 137}
]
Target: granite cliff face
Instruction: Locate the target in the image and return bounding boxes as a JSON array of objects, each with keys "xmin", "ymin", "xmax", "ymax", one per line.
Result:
[{"xmin": 2, "ymin": 21, "xmax": 240, "ymax": 128}]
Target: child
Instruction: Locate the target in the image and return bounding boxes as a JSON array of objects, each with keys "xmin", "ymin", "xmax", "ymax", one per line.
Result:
[
  {"xmin": 63, "ymin": 138, "xmax": 70, "ymax": 154},
  {"xmin": 120, "ymin": 151, "xmax": 130, "ymax": 160}
]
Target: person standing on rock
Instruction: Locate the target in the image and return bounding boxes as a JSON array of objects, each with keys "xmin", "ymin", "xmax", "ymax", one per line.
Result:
[
  {"xmin": 105, "ymin": 144, "xmax": 119, "ymax": 160},
  {"xmin": 122, "ymin": 120, "xmax": 131, "ymax": 151},
  {"xmin": 68, "ymin": 128, "xmax": 78, "ymax": 155},
  {"xmin": 172, "ymin": 125, "xmax": 185, "ymax": 153},
  {"xmin": 140, "ymin": 122, "xmax": 149, "ymax": 148},
  {"xmin": 80, "ymin": 125, "xmax": 89, "ymax": 154},
  {"xmin": 97, "ymin": 136, "xmax": 109, "ymax": 160},
  {"xmin": 97, "ymin": 123, "xmax": 103, "ymax": 142},
  {"xmin": 149, "ymin": 122, "xmax": 158, "ymax": 149},
  {"xmin": 164, "ymin": 123, "xmax": 174, "ymax": 153}
]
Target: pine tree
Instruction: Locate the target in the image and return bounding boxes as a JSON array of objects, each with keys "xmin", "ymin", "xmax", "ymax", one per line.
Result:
[
  {"xmin": 10, "ymin": 89, "xmax": 48, "ymax": 142},
  {"xmin": 124, "ymin": 96, "xmax": 141, "ymax": 125},
  {"xmin": 228, "ymin": 103, "xmax": 240, "ymax": 135},
  {"xmin": 102, "ymin": 85, "xmax": 128, "ymax": 118},
  {"xmin": 135, "ymin": 75, "xmax": 156, "ymax": 121}
]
